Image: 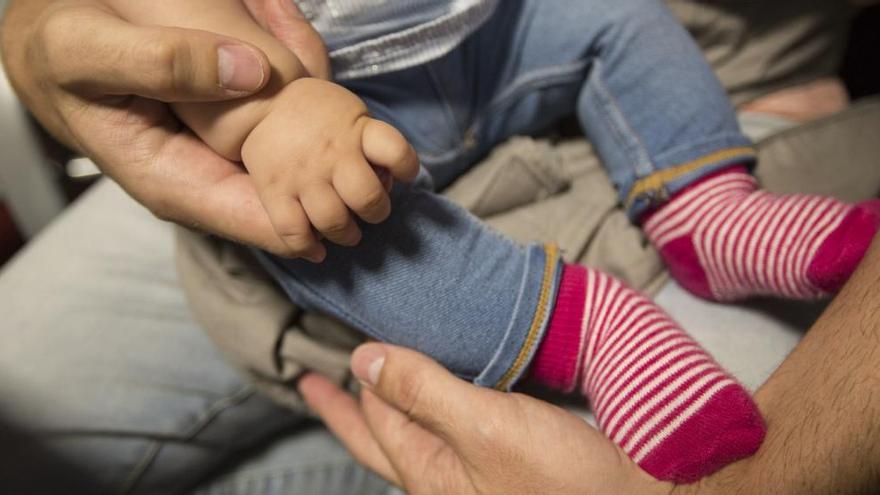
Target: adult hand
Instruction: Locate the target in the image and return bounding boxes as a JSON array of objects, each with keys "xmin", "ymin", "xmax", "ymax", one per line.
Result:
[
  {"xmin": 298, "ymin": 343, "xmax": 673, "ymax": 495},
  {"xmin": 0, "ymin": 0, "xmax": 329, "ymax": 257}
]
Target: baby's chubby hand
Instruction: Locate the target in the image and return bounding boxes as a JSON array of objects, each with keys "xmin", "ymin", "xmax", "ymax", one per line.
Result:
[{"xmin": 242, "ymin": 78, "xmax": 419, "ymax": 261}]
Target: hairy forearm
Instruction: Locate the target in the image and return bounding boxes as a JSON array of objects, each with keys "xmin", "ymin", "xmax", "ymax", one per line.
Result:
[{"xmin": 687, "ymin": 235, "xmax": 880, "ymax": 494}]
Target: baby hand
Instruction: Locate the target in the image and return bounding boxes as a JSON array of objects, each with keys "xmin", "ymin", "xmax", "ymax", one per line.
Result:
[{"xmin": 242, "ymin": 78, "xmax": 420, "ymax": 261}]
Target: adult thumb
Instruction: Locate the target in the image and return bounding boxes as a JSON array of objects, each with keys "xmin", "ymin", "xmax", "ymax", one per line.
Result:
[
  {"xmin": 243, "ymin": 0, "xmax": 332, "ymax": 79},
  {"xmin": 42, "ymin": 6, "xmax": 271, "ymax": 102},
  {"xmin": 351, "ymin": 344, "xmax": 488, "ymax": 445}
]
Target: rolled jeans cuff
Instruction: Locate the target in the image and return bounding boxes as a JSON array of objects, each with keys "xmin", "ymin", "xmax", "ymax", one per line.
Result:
[
  {"xmin": 625, "ymin": 140, "xmax": 757, "ymax": 220},
  {"xmin": 475, "ymin": 243, "xmax": 562, "ymax": 391}
]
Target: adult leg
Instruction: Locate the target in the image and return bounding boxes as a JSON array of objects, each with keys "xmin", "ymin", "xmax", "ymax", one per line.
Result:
[{"xmin": 0, "ymin": 181, "xmax": 390, "ymax": 494}]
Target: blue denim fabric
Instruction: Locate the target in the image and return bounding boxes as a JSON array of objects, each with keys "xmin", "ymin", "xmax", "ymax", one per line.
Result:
[
  {"xmin": 257, "ymin": 187, "xmax": 561, "ymax": 389},
  {"xmin": 341, "ymin": 0, "xmax": 754, "ymax": 217},
  {"xmin": 261, "ymin": 0, "xmax": 754, "ymax": 388}
]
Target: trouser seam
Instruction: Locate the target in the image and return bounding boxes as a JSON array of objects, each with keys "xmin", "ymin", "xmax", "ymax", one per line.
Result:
[
  {"xmin": 624, "ymin": 145, "xmax": 756, "ymax": 208},
  {"xmin": 494, "ymin": 244, "xmax": 560, "ymax": 390},
  {"xmin": 121, "ymin": 385, "xmax": 258, "ymax": 494},
  {"xmin": 471, "ymin": 60, "xmax": 588, "ymax": 136},
  {"xmin": 586, "ymin": 59, "xmax": 656, "ymax": 189},
  {"xmin": 198, "ymin": 459, "xmax": 373, "ymax": 493}
]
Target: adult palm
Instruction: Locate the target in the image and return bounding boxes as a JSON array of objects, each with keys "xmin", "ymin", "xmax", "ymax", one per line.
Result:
[
  {"xmin": 1, "ymin": 0, "xmax": 328, "ymax": 256},
  {"xmin": 300, "ymin": 344, "xmax": 673, "ymax": 495}
]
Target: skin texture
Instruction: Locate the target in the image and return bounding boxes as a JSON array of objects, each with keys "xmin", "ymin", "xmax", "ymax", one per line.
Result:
[
  {"xmin": 301, "ymin": 235, "xmax": 880, "ymax": 494},
  {"xmin": 740, "ymin": 77, "xmax": 851, "ymax": 123},
  {"xmin": 105, "ymin": 0, "xmax": 420, "ymax": 261},
  {"xmin": 680, "ymin": 233, "xmax": 880, "ymax": 495},
  {"xmin": 300, "ymin": 345, "xmax": 672, "ymax": 495},
  {"xmin": 4, "ymin": 1, "xmax": 880, "ymax": 491},
  {"xmin": 0, "ymin": 0, "xmax": 332, "ymax": 258}
]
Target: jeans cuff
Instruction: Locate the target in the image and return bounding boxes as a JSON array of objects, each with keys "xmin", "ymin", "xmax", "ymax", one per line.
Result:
[
  {"xmin": 474, "ymin": 243, "xmax": 563, "ymax": 391},
  {"xmin": 625, "ymin": 145, "xmax": 757, "ymax": 220}
]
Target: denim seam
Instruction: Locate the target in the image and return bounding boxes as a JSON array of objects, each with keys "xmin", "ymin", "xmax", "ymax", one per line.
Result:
[
  {"xmin": 421, "ymin": 60, "xmax": 588, "ymax": 165},
  {"xmin": 652, "ymin": 133, "xmax": 755, "ymax": 165},
  {"xmin": 426, "ymin": 63, "xmax": 468, "ymax": 139},
  {"xmin": 625, "ymin": 145, "xmax": 756, "ymax": 207},
  {"xmin": 586, "ymin": 59, "xmax": 655, "ymax": 183},
  {"xmin": 121, "ymin": 385, "xmax": 257, "ymax": 494},
  {"xmin": 470, "ymin": 59, "xmax": 589, "ymax": 134},
  {"xmin": 474, "ymin": 245, "xmax": 543, "ymax": 388},
  {"xmin": 199, "ymin": 459, "xmax": 372, "ymax": 493},
  {"xmin": 494, "ymin": 244, "xmax": 560, "ymax": 390}
]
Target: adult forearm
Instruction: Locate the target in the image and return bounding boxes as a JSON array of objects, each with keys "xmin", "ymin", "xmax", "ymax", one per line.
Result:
[{"xmin": 692, "ymin": 235, "xmax": 880, "ymax": 494}]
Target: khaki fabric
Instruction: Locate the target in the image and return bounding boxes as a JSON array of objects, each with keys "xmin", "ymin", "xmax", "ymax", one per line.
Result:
[
  {"xmin": 176, "ymin": 97, "xmax": 880, "ymax": 412},
  {"xmin": 176, "ymin": 0, "xmax": 877, "ymax": 410},
  {"xmin": 669, "ymin": 0, "xmax": 855, "ymax": 106},
  {"xmin": 175, "ymin": 136, "xmax": 667, "ymax": 411}
]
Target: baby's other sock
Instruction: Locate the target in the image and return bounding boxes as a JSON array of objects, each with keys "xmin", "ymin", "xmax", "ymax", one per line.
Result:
[
  {"xmin": 528, "ymin": 265, "xmax": 765, "ymax": 482},
  {"xmin": 644, "ymin": 166, "xmax": 880, "ymax": 301}
]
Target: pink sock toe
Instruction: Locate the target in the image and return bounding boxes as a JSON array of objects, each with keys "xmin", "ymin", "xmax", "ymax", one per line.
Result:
[
  {"xmin": 656, "ymin": 237, "xmax": 714, "ymax": 300},
  {"xmin": 637, "ymin": 385, "xmax": 766, "ymax": 483},
  {"xmin": 528, "ymin": 264, "xmax": 765, "ymax": 483},
  {"xmin": 808, "ymin": 199, "xmax": 880, "ymax": 293},
  {"xmin": 645, "ymin": 167, "xmax": 877, "ymax": 301}
]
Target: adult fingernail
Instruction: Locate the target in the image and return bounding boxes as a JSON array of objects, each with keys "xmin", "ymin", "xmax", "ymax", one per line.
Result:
[
  {"xmin": 218, "ymin": 44, "xmax": 265, "ymax": 92},
  {"xmin": 352, "ymin": 344, "xmax": 386, "ymax": 387}
]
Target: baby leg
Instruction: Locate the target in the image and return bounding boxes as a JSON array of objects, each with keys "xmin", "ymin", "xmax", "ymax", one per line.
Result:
[
  {"xmin": 258, "ymin": 184, "xmax": 764, "ymax": 483},
  {"xmin": 558, "ymin": 0, "xmax": 879, "ymax": 300}
]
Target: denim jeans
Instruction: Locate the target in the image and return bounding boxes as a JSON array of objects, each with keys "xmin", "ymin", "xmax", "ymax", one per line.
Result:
[{"xmin": 259, "ymin": 0, "xmax": 754, "ymax": 390}]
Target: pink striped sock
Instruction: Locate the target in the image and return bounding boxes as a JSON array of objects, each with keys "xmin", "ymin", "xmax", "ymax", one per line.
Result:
[
  {"xmin": 529, "ymin": 265, "xmax": 765, "ymax": 482},
  {"xmin": 644, "ymin": 166, "xmax": 880, "ymax": 301}
]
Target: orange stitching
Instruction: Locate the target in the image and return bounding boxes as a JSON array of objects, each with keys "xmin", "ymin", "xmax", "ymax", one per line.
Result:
[
  {"xmin": 495, "ymin": 244, "xmax": 559, "ymax": 390},
  {"xmin": 625, "ymin": 146, "xmax": 756, "ymax": 207}
]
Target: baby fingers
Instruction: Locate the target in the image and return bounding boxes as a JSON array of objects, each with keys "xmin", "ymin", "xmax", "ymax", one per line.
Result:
[
  {"xmin": 260, "ymin": 193, "xmax": 326, "ymax": 262},
  {"xmin": 300, "ymin": 184, "xmax": 363, "ymax": 247},
  {"xmin": 333, "ymin": 160, "xmax": 393, "ymax": 224},
  {"xmin": 361, "ymin": 119, "xmax": 420, "ymax": 182}
]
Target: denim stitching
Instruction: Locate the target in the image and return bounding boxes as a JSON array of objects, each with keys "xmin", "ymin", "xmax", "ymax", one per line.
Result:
[
  {"xmin": 586, "ymin": 60, "xmax": 655, "ymax": 186},
  {"xmin": 626, "ymin": 145, "xmax": 756, "ymax": 206},
  {"xmin": 121, "ymin": 386, "xmax": 257, "ymax": 493},
  {"xmin": 426, "ymin": 63, "xmax": 468, "ymax": 140},
  {"xmin": 469, "ymin": 60, "xmax": 589, "ymax": 134},
  {"xmin": 495, "ymin": 244, "xmax": 559, "ymax": 390},
  {"xmin": 652, "ymin": 132, "xmax": 754, "ymax": 165},
  {"xmin": 196, "ymin": 459, "xmax": 380, "ymax": 494}
]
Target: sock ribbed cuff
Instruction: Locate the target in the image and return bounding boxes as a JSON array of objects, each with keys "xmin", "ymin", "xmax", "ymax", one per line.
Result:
[{"xmin": 527, "ymin": 264, "xmax": 586, "ymax": 392}]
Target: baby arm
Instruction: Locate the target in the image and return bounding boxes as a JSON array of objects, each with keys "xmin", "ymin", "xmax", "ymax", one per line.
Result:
[{"xmin": 106, "ymin": 0, "xmax": 419, "ymax": 259}]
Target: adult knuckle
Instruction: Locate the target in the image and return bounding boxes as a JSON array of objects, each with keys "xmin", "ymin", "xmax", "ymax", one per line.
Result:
[
  {"xmin": 36, "ymin": 7, "xmax": 79, "ymax": 83},
  {"xmin": 144, "ymin": 197, "xmax": 176, "ymax": 223},
  {"xmin": 395, "ymin": 368, "xmax": 430, "ymax": 416},
  {"xmin": 141, "ymin": 34, "xmax": 188, "ymax": 94}
]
